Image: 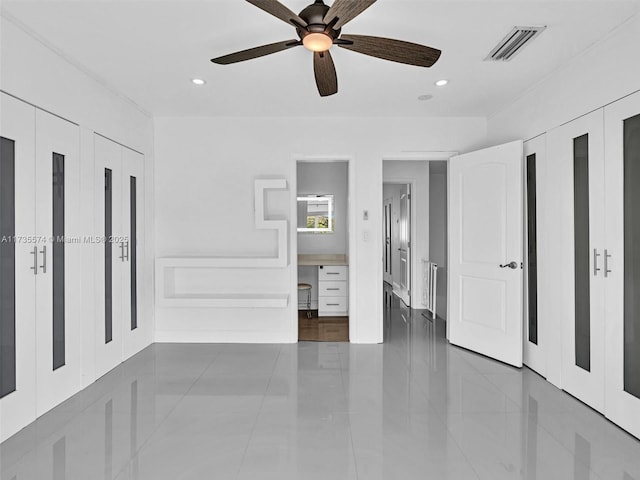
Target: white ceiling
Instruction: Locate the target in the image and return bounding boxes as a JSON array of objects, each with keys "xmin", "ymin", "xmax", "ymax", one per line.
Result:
[{"xmin": 2, "ymin": 0, "xmax": 639, "ymax": 117}]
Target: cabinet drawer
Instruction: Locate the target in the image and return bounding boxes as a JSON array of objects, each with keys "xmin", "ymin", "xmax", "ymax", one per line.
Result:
[
  {"xmin": 318, "ymin": 265, "xmax": 348, "ymax": 280},
  {"xmin": 318, "ymin": 281, "xmax": 348, "ymax": 297},
  {"xmin": 318, "ymin": 297, "xmax": 348, "ymax": 315}
]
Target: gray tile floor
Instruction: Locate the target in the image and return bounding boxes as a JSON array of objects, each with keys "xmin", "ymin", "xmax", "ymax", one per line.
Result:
[{"xmin": 2, "ymin": 293, "xmax": 640, "ymax": 479}]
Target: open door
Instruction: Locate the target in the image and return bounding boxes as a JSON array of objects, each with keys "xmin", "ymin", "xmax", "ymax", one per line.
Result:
[
  {"xmin": 448, "ymin": 140, "xmax": 524, "ymax": 367},
  {"xmin": 383, "ymin": 197, "xmax": 393, "ymax": 285},
  {"xmin": 397, "ymin": 185, "xmax": 411, "ymax": 306}
]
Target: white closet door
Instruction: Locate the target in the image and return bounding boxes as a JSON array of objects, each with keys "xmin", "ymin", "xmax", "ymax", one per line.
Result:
[
  {"xmin": 121, "ymin": 147, "xmax": 145, "ymax": 360},
  {"xmin": 0, "ymin": 93, "xmax": 37, "ymax": 442},
  {"xmin": 94, "ymin": 135, "xmax": 124, "ymax": 378},
  {"xmin": 604, "ymin": 90, "xmax": 640, "ymax": 439},
  {"xmin": 523, "ymin": 135, "xmax": 547, "ymax": 377},
  {"xmin": 34, "ymin": 109, "xmax": 82, "ymax": 416},
  {"xmin": 549, "ymin": 109, "xmax": 605, "ymax": 412}
]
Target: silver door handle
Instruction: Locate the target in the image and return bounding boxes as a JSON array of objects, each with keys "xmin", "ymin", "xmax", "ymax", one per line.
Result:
[
  {"xmin": 39, "ymin": 246, "xmax": 46, "ymax": 273},
  {"xmin": 499, "ymin": 261, "xmax": 518, "ymax": 269},
  {"xmin": 604, "ymin": 249, "xmax": 612, "ymax": 278},
  {"xmin": 30, "ymin": 246, "xmax": 38, "ymax": 275},
  {"xmin": 119, "ymin": 242, "xmax": 125, "ymax": 261},
  {"xmin": 594, "ymin": 248, "xmax": 601, "ymax": 276},
  {"xmin": 326, "ymin": 288, "xmax": 340, "ymax": 291},
  {"xmin": 124, "ymin": 241, "xmax": 129, "ymax": 262}
]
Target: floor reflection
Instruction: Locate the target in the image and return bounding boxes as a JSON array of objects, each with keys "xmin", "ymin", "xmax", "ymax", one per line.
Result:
[{"xmin": 0, "ymin": 291, "xmax": 639, "ymax": 479}]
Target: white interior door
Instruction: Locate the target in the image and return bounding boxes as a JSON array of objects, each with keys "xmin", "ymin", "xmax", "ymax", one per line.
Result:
[
  {"xmin": 121, "ymin": 147, "xmax": 145, "ymax": 360},
  {"xmin": 604, "ymin": 90, "xmax": 640, "ymax": 438},
  {"xmin": 94, "ymin": 135, "xmax": 123, "ymax": 378},
  {"xmin": 550, "ymin": 110, "xmax": 605, "ymax": 412},
  {"xmin": 448, "ymin": 140, "xmax": 524, "ymax": 367},
  {"xmin": 383, "ymin": 197, "xmax": 392, "ymax": 285},
  {"xmin": 397, "ymin": 186, "xmax": 411, "ymax": 306},
  {"xmin": 523, "ymin": 135, "xmax": 547, "ymax": 377},
  {"xmin": 0, "ymin": 93, "xmax": 37, "ymax": 442},
  {"xmin": 34, "ymin": 109, "xmax": 82, "ymax": 416}
]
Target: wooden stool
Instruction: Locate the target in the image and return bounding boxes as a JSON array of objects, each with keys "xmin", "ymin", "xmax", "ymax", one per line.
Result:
[{"xmin": 297, "ymin": 283, "xmax": 312, "ymax": 318}]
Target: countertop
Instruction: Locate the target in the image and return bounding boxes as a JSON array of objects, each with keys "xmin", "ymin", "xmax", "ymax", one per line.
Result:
[{"xmin": 297, "ymin": 254, "xmax": 349, "ymax": 266}]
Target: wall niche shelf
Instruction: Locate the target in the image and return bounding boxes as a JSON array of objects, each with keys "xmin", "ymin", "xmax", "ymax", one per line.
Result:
[{"xmin": 155, "ymin": 179, "xmax": 289, "ymax": 309}]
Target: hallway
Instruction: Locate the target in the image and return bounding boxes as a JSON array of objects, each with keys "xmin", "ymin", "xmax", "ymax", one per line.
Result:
[{"xmin": 2, "ymin": 295, "xmax": 639, "ymax": 479}]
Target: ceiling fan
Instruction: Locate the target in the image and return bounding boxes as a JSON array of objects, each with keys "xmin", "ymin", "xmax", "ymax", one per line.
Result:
[{"xmin": 210, "ymin": 0, "xmax": 441, "ymax": 97}]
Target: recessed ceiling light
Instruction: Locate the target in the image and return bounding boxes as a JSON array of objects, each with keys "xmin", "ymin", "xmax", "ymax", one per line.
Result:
[
  {"xmin": 418, "ymin": 94, "xmax": 433, "ymax": 101},
  {"xmin": 434, "ymin": 79, "xmax": 449, "ymax": 87},
  {"xmin": 191, "ymin": 78, "xmax": 206, "ymax": 85}
]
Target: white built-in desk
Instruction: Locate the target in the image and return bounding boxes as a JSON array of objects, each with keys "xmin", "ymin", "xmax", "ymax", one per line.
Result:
[{"xmin": 298, "ymin": 254, "xmax": 349, "ymax": 317}]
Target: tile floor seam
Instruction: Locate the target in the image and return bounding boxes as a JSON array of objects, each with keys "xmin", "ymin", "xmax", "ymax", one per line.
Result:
[
  {"xmin": 111, "ymin": 349, "xmax": 222, "ymax": 480},
  {"xmin": 338, "ymin": 350, "xmax": 362, "ymax": 480},
  {"xmin": 235, "ymin": 345, "xmax": 283, "ymax": 480}
]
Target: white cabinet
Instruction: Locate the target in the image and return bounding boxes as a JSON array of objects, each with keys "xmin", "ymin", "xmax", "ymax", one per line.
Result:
[
  {"xmin": 0, "ymin": 93, "xmax": 82, "ymax": 442},
  {"xmin": 318, "ymin": 265, "xmax": 348, "ymax": 316}
]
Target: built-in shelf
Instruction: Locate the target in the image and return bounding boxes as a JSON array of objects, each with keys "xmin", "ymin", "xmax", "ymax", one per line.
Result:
[
  {"xmin": 155, "ymin": 179, "xmax": 290, "ymax": 309},
  {"xmin": 161, "ymin": 293, "xmax": 289, "ymax": 308}
]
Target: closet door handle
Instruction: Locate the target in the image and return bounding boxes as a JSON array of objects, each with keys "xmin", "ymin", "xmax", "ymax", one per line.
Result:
[
  {"xmin": 604, "ymin": 249, "xmax": 612, "ymax": 278},
  {"xmin": 39, "ymin": 246, "xmax": 47, "ymax": 273},
  {"xmin": 30, "ymin": 246, "xmax": 38, "ymax": 275},
  {"xmin": 124, "ymin": 241, "xmax": 129, "ymax": 262},
  {"xmin": 594, "ymin": 249, "xmax": 601, "ymax": 276},
  {"xmin": 119, "ymin": 242, "xmax": 125, "ymax": 261}
]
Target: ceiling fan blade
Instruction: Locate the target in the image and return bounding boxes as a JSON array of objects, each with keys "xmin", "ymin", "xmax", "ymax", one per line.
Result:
[
  {"xmin": 211, "ymin": 40, "xmax": 300, "ymax": 65},
  {"xmin": 313, "ymin": 51, "xmax": 338, "ymax": 97},
  {"xmin": 338, "ymin": 34, "xmax": 441, "ymax": 67},
  {"xmin": 323, "ymin": 0, "xmax": 376, "ymax": 30},
  {"xmin": 246, "ymin": 0, "xmax": 307, "ymax": 27}
]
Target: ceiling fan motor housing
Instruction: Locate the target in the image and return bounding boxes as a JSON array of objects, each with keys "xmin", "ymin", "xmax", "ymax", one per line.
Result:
[{"xmin": 297, "ymin": 0, "xmax": 341, "ymax": 42}]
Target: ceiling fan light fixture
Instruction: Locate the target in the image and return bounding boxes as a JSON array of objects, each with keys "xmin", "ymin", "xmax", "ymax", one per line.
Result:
[{"xmin": 303, "ymin": 33, "xmax": 333, "ymax": 52}]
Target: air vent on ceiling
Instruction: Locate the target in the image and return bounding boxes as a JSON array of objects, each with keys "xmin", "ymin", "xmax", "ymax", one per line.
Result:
[{"xmin": 485, "ymin": 26, "xmax": 546, "ymax": 61}]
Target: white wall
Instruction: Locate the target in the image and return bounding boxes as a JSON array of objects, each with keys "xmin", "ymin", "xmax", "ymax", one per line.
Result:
[
  {"xmin": 1, "ymin": 15, "xmax": 155, "ymax": 386},
  {"xmin": 297, "ymin": 161, "xmax": 348, "ymax": 255},
  {"xmin": 487, "ymin": 14, "xmax": 640, "ymax": 144},
  {"xmin": 429, "ymin": 162, "xmax": 447, "ymax": 320},
  {"xmin": 154, "ymin": 116, "xmax": 486, "ymax": 343}
]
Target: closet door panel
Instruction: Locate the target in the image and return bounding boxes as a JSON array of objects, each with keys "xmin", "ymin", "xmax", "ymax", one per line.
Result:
[
  {"xmin": 0, "ymin": 93, "xmax": 37, "ymax": 442},
  {"xmin": 604, "ymin": 90, "xmax": 640, "ymax": 439},
  {"xmin": 121, "ymin": 147, "xmax": 145, "ymax": 360},
  {"xmin": 94, "ymin": 135, "xmax": 123, "ymax": 379},
  {"xmin": 524, "ymin": 135, "xmax": 548, "ymax": 378},
  {"xmin": 549, "ymin": 109, "xmax": 605, "ymax": 412},
  {"xmin": 34, "ymin": 109, "xmax": 82, "ymax": 416}
]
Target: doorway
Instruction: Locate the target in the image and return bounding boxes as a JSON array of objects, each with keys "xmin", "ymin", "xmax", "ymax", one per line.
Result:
[
  {"xmin": 382, "ymin": 183, "xmax": 412, "ymax": 306},
  {"xmin": 296, "ymin": 160, "xmax": 349, "ymax": 342}
]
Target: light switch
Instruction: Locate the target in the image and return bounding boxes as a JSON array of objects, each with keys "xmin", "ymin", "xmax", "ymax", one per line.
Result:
[{"xmin": 363, "ymin": 230, "xmax": 369, "ymax": 242}]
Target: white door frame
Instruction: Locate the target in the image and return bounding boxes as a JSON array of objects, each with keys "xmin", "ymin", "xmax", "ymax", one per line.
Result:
[
  {"xmin": 290, "ymin": 156, "xmax": 356, "ymax": 342},
  {"xmin": 380, "ymin": 154, "xmax": 456, "ymax": 321}
]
